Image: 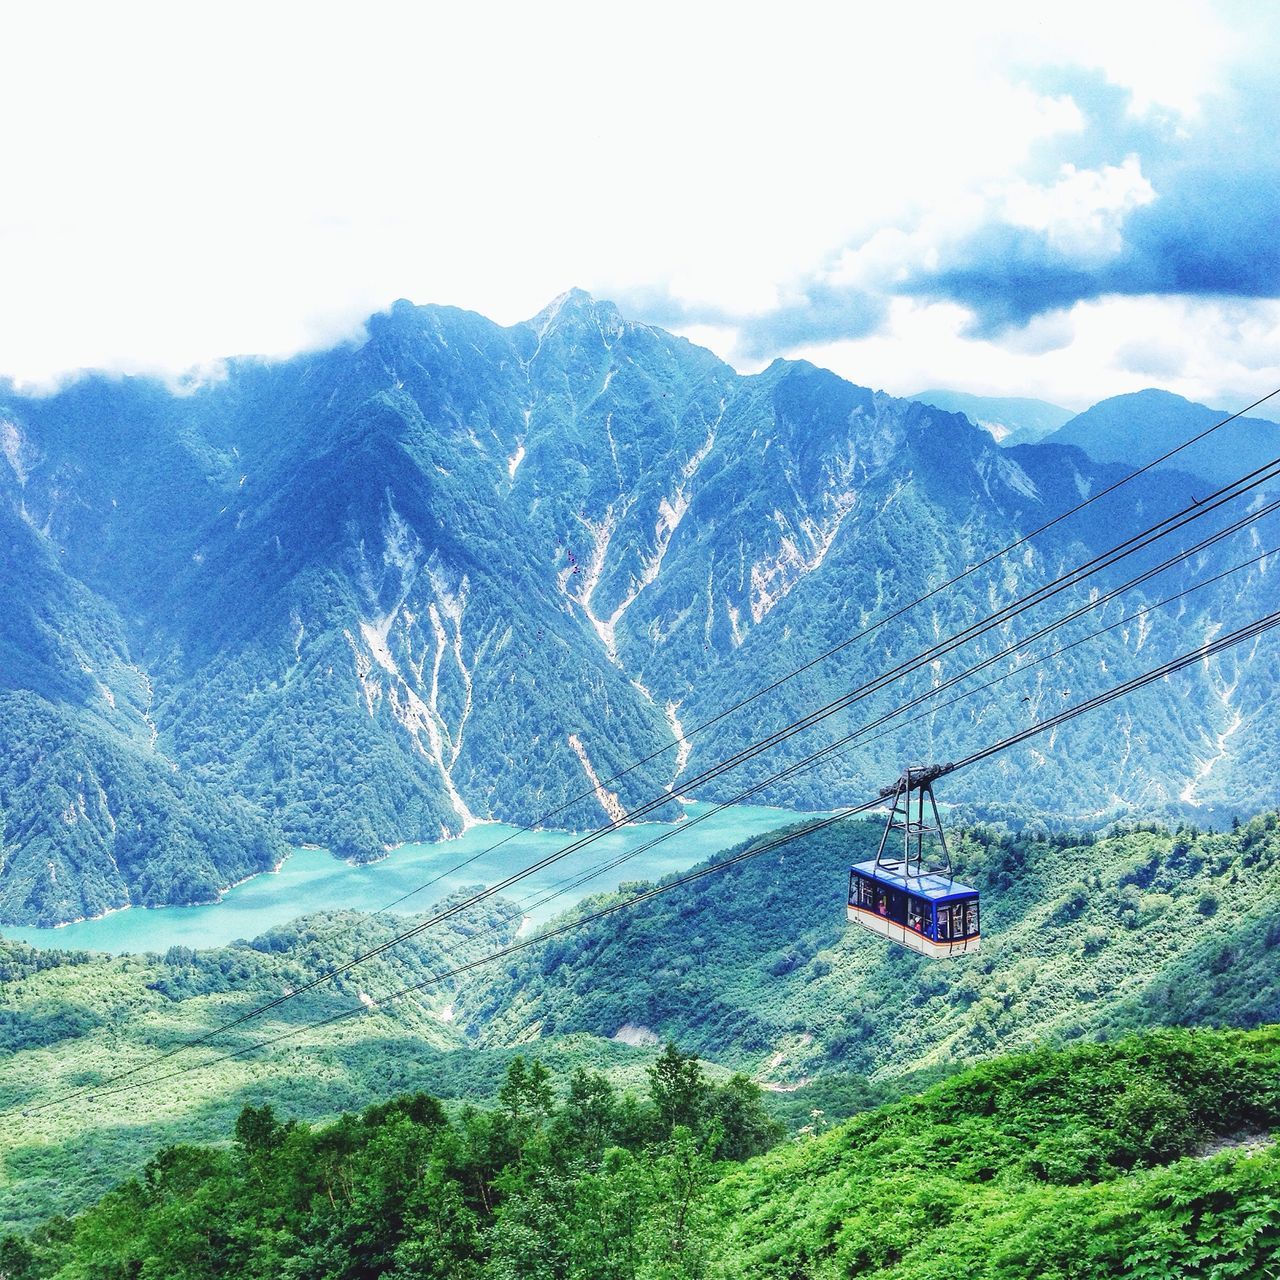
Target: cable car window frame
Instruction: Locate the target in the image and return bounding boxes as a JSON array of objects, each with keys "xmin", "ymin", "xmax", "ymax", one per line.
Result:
[
  {"xmin": 906, "ymin": 896, "xmax": 926, "ymax": 934},
  {"xmin": 856, "ymin": 873, "xmax": 874, "ymax": 910}
]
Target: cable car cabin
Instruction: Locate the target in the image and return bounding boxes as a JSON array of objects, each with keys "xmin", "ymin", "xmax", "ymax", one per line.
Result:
[{"xmin": 848, "ymin": 861, "xmax": 980, "ymax": 957}]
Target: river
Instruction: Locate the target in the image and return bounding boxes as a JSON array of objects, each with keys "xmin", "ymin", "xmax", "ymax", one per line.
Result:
[{"xmin": 5, "ymin": 802, "xmax": 810, "ymax": 955}]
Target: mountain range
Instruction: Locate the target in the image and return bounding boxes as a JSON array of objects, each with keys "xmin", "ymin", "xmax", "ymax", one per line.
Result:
[
  {"xmin": 1, "ymin": 290, "xmax": 1278, "ymax": 925},
  {"xmin": 908, "ymin": 388, "xmax": 1072, "ymax": 445}
]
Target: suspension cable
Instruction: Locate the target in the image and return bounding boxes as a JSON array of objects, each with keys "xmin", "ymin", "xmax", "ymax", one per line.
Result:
[
  {"xmin": 18, "ymin": 450, "xmax": 1279, "ymax": 1114},
  {"xmin": 19, "ymin": 603, "xmax": 1278, "ymax": 1116},
  {"xmin": 517, "ymin": 520, "xmax": 1279, "ymax": 915}
]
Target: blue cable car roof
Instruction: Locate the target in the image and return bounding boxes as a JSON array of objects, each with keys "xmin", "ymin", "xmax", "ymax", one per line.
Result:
[{"xmin": 850, "ymin": 858, "xmax": 978, "ymax": 902}]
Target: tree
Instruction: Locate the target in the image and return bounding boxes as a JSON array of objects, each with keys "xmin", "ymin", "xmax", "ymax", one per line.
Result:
[
  {"xmin": 553, "ymin": 1067, "xmax": 619, "ymax": 1167},
  {"xmin": 647, "ymin": 1043, "xmax": 708, "ymax": 1138},
  {"xmin": 705, "ymin": 1074, "xmax": 783, "ymax": 1161},
  {"xmin": 235, "ymin": 1103, "xmax": 283, "ymax": 1155},
  {"xmin": 498, "ymin": 1056, "xmax": 555, "ymax": 1156},
  {"xmin": 641, "ymin": 1127, "xmax": 716, "ymax": 1280},
  {"xmin": 0, "ymin": 1235, "xmax": 37, "ymax": 1280}
]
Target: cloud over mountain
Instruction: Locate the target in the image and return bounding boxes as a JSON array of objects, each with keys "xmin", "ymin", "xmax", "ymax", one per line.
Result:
[{"xmin": 897, "ymin": 68, "xmax": 1280, "ymax": 333}]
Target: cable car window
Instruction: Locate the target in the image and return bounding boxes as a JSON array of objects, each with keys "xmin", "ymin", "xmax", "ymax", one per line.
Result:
[
  {"xmin": 906, "ymin": 897, "xmax": 925, "ymax": 933},
  {"xmin": 857, "ymin": 877, "xmax": 874, "ymax": 909},
  {"xmin": 936, "ymin": 906, "xmax": 950, "ymax": 940},
  {"xmin": 965, "ymin": 900, "xmax": 979, "ymax": 936}
]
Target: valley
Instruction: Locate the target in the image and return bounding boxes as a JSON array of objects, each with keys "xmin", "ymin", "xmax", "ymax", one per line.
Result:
[
  {"xmin": 4, "ymin": 802, "xmax": 804, "ymax": 954},
  {"xmin": 2, "ymin": 292, "xmax": 1277, "ymax": 927},
  {"xmin": 3, "ymin": 811, "xmax": 1278, "ymax": 1233}
]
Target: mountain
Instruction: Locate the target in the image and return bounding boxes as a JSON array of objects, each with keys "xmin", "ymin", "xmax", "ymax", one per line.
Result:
[
  {"xmin": 910, "ymin": 388, "xmax": 1073, "ymax": 445},
  {"xmin": 2, "ymin": 292, "xmax": 1279, "ymax": 924},
  {"xmin": 1044, "ymin": 388, "xmax": 1280, "ymax": 488},
  {"xmin": 0, "ymin": 484, "xmax": 288, "ymax": 925}
]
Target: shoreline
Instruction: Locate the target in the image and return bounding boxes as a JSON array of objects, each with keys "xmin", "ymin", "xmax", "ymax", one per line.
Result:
[
  {"xmin": 4, "ymin": 800, "xmax": 816, "ymax": 939},
  {"xmin": 9, "ymin": 849, "xmax": 296, "ymax": 932}
]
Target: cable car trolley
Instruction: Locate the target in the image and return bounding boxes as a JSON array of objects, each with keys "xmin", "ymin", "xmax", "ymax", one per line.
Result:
[{"xmin": 848, "ymin": 763, "xmax": 980, "ymax": 958}]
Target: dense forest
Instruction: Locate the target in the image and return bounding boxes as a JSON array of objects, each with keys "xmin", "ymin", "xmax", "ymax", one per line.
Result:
[
  {"xmin": 4, "ymin": 812, "xmax": 1280, "ymax": 1236},
  {"xmin": 3, "ymin": 1027, "xmax": 1276, "ymax": 1278}
]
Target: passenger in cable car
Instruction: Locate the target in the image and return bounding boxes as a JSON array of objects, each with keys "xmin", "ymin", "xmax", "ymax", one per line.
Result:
[{"xmin": 907, "ymin": 897, "xmax": 926, "ymax": 934}]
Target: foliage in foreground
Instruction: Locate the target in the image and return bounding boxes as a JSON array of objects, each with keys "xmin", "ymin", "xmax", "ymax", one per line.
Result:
[
  {"xmin": 2, "ymin": 1043, "xmax": 779, "ymax": 1279},
  {"xmin": 710, "ymin": 1025, "xmax": 1280, "ymax": 1279},
  {"xmin": 4, "ymin": 1027, "xmax": 1279, "ymax": 1279}
]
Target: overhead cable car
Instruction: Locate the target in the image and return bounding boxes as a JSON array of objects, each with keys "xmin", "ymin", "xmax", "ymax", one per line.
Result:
[{"xmin": 848, "ymin": 763, "xmax": 980, "ymax": 958}]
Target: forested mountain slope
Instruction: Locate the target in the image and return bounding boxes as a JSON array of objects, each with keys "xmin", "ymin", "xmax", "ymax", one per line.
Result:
[
  {"xmin": 2, "ymin": 291, "xmax": 1278, "ymax": 922},
  {"xmin": 5, "ymin": 1026, "xmax": 1277, "ymax": 1278},
  {"xmin": 3, "ymin": 812, "xmax": 1279, "ymax": 1230},
  {"xmin": 455, "ymin": 811, "xmax": 1280, "ymax": 1081}
]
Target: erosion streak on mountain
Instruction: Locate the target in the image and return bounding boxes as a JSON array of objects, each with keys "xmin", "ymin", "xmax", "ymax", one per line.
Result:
[{"xmin": 1, "ymin": 290, "xmax": 1277, "ymax": 924}]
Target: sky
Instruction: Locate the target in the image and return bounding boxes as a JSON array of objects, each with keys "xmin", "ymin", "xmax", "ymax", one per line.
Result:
[{"xmin": 1, "ymin": 0, "xmax": 1278, "ymax": 412}]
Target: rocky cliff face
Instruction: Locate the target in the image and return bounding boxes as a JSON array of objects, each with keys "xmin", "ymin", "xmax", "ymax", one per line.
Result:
[{"xmin": 1, "ymin": 290, "xmax": 1276, "ymax": 923}]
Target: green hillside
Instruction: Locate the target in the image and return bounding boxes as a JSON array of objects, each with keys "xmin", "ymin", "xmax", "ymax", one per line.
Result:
[
  {"xmin": 707, "ymin": 1026, "xmax": 1280, "ymax": 1279},
  {"xmin": 0, "ymin": 898, "xmax": 527, "ymax": 1228},
  {"xmin": 3, "ymin": 1027, "xmax": 1276, "ymax": 1278},
  {"xmin": 454, "ymin": 811, "xmax": 1280, "ymax": 1080},
  {"xmin": 3, "ymin": 811, "xmax": 1280, "ymax": 1234}
]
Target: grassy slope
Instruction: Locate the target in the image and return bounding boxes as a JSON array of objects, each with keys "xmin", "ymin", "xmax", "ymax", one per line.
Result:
[
  {"xmin": 454, "ymin": 812, "xmax": 1280, "ymax": 1081},
  {"xmin": 709, "ymin": 1026, "xmax": 1280, "ymax": 1279},
  {"xmin": 0, "ymin": 899, "xmax": 591, "ymax": 1229}
]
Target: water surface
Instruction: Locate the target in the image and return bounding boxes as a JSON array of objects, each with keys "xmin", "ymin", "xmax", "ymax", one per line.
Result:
[{"xmin": 6, "ymin": 802, "xmax": 809, "ymax": 955}]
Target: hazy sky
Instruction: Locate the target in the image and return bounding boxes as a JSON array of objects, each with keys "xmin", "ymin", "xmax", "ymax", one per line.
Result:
[{"xmin": 2, "ymin": 0, "xmax": 1277, "ymax": 411}]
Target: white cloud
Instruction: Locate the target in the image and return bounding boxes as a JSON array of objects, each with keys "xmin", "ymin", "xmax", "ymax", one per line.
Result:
[
  {"xmin": 0, "ymin": 0, "xmax": 1265, "ymax": 402},
  {"xmin": 746, "ymin": 295, "xmax": 1280, "ymax": 413},
  {"xmin": 1000, "ymin": 157, "xmax": 1156, "ymax": 258}
]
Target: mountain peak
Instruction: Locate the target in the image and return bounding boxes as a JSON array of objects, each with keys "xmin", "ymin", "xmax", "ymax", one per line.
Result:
[
  {"xmin": 910, "ymin": 389, "xmax": 1074, "ymax": 446},
  {"xmin": 526, "ymin": 289, "xmax": 625, "ymax": 340},
  {"xmin": 1045, "ymin": 386, "xmax": 1278, "ymax": 487}
]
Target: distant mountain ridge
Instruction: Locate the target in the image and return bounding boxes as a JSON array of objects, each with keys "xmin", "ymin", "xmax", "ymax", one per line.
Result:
[
  {"xmin": 910, "ymin": 388, "xmax": 1073, "ymax": 445},
  {"xmin": 1044, "ymin": 387, "xmax": 1280, "ymax": 488},
  {"xmin": 1, "ymin": 290, "xmax": 1278, "ymax": 924}
]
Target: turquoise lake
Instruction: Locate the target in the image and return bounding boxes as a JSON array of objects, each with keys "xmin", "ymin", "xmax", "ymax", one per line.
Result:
[{"xmin": 4, "ymin": 803, "xmax": 809, "ymax": 955}]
